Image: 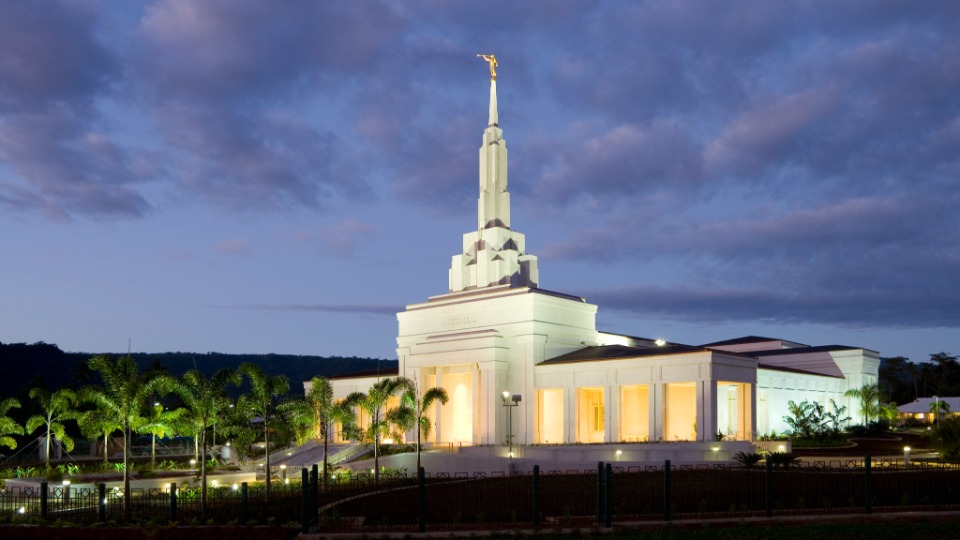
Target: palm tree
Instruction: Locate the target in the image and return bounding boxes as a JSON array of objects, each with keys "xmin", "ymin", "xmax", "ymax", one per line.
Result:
[
  {"xmin": 25, "ymin": 388, "xmax": 78, "ymax": 468},
  {"xmin": 238, "ymin": 363, "xmax": 289, "ymax": 500},
  {"xmin": 282, "ymin": 376, "xmax": 355, "ymax": 491},
  {"xmin": 138, "ymin": 403, "xmax": 184, "ymax": 468},
  {"xmin": 77, "ymin": 409, "xmax": 118, "ymax": 465},
  {"xmin": 0, "ymin": 398, "xmax": 23, "ymax": 450},
  {"xmin": 81, "ymin": 354, "xmax": 176, "ymax": 520},
  {"xmin": 845, "ymin": 383, "xmax": 882, "ymax": 425},
  {"xmin": 344, "ymin": 377, "xmax": 414, "ymax": 484},
  {"xmin": 929, "ymin": 398, "xmax": 951, "ymax": 425},
  {"xmin": 171, "ymin": 367, "xmax": 240, "ymax": 513},
  {"xmin": 397, "ymin": 382, "xmax": 448, "ymax": 472}
]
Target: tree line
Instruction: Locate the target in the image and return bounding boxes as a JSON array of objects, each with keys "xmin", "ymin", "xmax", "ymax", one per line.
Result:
[
  {"xmin": 880, "ymin": 352, "xmax": 960, "ymax": 405},
  {"xmin": 0, "ymin": 341, "xmax": 395, "ymax": 399},
  {"xmin": 0, "ymin": 349, "xmax": 447, "ymax": 519}
]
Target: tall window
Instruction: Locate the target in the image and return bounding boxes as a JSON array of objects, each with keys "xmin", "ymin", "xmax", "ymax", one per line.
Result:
[{"xmin": 577, "ymin": 387, "xmax": 605, "ymax": 443}]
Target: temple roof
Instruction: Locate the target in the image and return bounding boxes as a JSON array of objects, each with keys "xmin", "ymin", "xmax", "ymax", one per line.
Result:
[
  {"xmin": 750, "ymin": 345, "xmax": 862, "ymax": 356},
  {"xmin": 701, "ymin": 335, "xmax": 810, "ymax": 348},
  {"xmin": 539, "ymin": 344, "xmax": 707, "ymax": 365},
  {"xmin": 328, "ymin": 367, "xmax": 399, "ymax": 380}
]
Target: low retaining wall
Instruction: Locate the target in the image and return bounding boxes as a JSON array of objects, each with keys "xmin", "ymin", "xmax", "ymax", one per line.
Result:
[{"xmin": 5, "ymin": 470, "xmax": 257, "ymax": 495}]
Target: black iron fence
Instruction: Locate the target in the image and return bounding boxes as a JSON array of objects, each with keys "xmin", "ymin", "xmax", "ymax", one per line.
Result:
[
  {"xmin": 315, "ymin": 458, "xmax": 960, "ymax": 533},
  {"xmin": 4, "ymin": 458, "xmax": 960, "ymax": 533}
]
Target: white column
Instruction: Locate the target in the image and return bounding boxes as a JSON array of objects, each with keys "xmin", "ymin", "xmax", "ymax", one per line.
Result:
[
  {"xmin": 565, "ymin": 386, "xmax": 576, "ymax": 443},
  {"xmin": 605, "ymin": 384, "xmax": 617, "ymax": 443},
  {"xmin": 650, "ymin": 383, "xmax": 663, "ymax": 442},
  {"xmin": 741, "ymin": 383, "xmax": 755, "ymax": 440},
  {"xmin": 697, "ymin": 380, "xmax": 718, "ymax": 442}
]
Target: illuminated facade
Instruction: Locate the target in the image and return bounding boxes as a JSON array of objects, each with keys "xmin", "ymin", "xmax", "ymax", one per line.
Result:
[{"xmin": 315, "ymin": 71, "xmax": 879, "ymax": 449}]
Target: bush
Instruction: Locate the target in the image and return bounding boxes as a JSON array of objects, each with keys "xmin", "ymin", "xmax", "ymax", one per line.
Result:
[
  {"xmin": 766, "ymin": 451, "xmax": 800, "ymax": 468},
  {"xmin": 846, "ymin": 419, "xmax": 892, "ymax": 437},
  {"xmin": 733, "ymin": 451, "xmax": 762, "ymax": 467},
  {"xmin": 935, "ymin": 417, "xmax": 960, "ymax": 461}
]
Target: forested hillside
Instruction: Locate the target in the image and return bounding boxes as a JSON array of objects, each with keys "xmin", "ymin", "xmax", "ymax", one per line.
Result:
[{"xmin": 0, "ymin": 341, "xmax": 396, "ymax": 400}]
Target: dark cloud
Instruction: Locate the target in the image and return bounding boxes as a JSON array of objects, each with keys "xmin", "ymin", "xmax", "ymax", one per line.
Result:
[
  {"xmin": 294, "ymin": 220, "xmax": 376, "ymax": 258},
  {"xmin": 135, "ymin": 0, "xmax": 402, "ymax": 103},
  {"xmin": 0, "ymin": 2, "xmax": 150, "ymax": 219},
  {"xmin": 154, "ymin": 103, "xmax": 365, "ymax": 211},
  {"xmin": 561, "ymin": 190, "xmax": 960, "ymax": 329},
  {"xmin": 586, "ymin": 281, "xmax": 960, "ymax": 330},
  {"xmin": 230, "ymin": 303, "xmax": 401, "ymax": 316},
  {"xmin": 130, "ymin": 0, "xmax": 404, "ymax": 212},
  {"xmin": 534, "ymin": 120, "xmax": 704, "ymax": 205}
]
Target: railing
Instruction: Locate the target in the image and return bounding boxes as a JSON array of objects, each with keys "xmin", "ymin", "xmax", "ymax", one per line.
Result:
[{"xmin": 4, "ymin": 458, "xmax": 960, "ymax": 532}]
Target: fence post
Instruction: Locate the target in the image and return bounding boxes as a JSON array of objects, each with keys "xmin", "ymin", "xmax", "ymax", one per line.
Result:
[
  {"xmin": 663, "ymin": 460, "xmax": 671, "ymax": 522},
  {"xmin": 98, "ymin": 483, "xmax": 106, "ymax": 522},
  {"xmin": 301, "ymin": 468, "xmax": 310, "ymax": 534},
  {"xmin": 765, "ymin": 459, "xmax": 773, "ymax": 517},
  {"xmin": 170, "ymin": 482, "xmax": 177, "ymax": 522},
  {"xmin": 311, "ymin": 464, "xmax": 319, "ymax": 525},
  {"xmin": 240, "ymin": 482, "xmax": 249, "ymax": 524},
  {"xmin": 864, "ymin": 454, "xmax": 872, "ymax": 514},
  {"xmin": 533, "ymin": 464, "xmax": 540, "ymax": 528},
  {"xmin": 596, "ymin": 461, "xmax": 604, "ymax": 524},
  {"xmin": 418, "ymin": 466, "xmax": 426, "ymax": 532},
  {"xmin": 604, "ymin": 463, "xmax": 613, "ymax": 527},
  {"xmin": 40, "ymin": 481, "xmax": 48, "ymax": 520}
]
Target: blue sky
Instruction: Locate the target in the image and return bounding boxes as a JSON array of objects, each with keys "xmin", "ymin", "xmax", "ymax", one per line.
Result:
[{"xmin": 1, "ymin": 1, "xmax": 957, "ymax": 363}]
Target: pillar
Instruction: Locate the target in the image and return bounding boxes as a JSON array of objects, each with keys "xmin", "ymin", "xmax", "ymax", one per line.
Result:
[{"xmin": 697, "ymin": 380, "xmax": 717, "ymax": 442}]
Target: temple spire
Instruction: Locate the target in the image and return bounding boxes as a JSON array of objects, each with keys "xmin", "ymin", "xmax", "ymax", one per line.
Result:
[
  {"xmin": 477, "ymin": 54, "xmax": 499, "ymax": 126},
  {"xmin": 447, "ymin": 56, "xmax": 539, "ymax": 292},
  {"xmin": 489, "ymin": 80, "xmax": 498, "ymax": 126}
]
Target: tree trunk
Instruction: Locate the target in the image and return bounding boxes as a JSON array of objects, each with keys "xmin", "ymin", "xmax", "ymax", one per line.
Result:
[
  {"xmin": 151, "ymin": 433, "xmax": 156, "ymax": 468},
  {"xmin": 322, "ymin": 430, "xmax": 328, "ymax": 492},
  {"xmin": 416, "ymin": 419, "xmax": 421, "ymax": 473},
  {"xmin": 200, "ymin": 429, "xmax": 207, "ymax": 515},
  {"xmin": 374, "ymin": 431, "xmax": 380, "ymax": 485},
  {"xmin": 264, "ymin": 421, "xmax": 271, "ymax": 500},
  {"xmin": 45, "ymin": 427, "xmax": 51, "ymax": 468},
  {"xmin": 123, "ymin": 427, "xmax": 131, "ymax": 521}
]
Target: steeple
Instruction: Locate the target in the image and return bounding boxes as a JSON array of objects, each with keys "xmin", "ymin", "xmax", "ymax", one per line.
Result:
[
  {"xmin": 448, "ymin": 57, "xmax": 539, "ymax": 293},
  {"xmin": 489, "ymin": 79, "xmax": 498, "ymax": 126},
  {"xmin": 478, "ymin": 79, "xmax": 509, "ymax": 231}
]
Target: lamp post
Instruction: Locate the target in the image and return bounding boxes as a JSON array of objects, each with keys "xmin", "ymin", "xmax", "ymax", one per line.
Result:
[
  {"xmin": 501, "ymin": 391, "xmax": 521, "ymax": 467},
  {"xmin": 933, "ymin": 395, "xmax": 940, "ymax": 429}
]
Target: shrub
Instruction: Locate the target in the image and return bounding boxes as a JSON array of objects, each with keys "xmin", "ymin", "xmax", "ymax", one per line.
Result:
[
  {"xmin": 733, "ymin": 451, "xmax": 762, "ymax": 467},
  {"xmin": 766, "ymin": 451, "xmax": 800, "ymax": 468},
  {"xmin": 935, "ymin": 417, "xmax": 960, "ymax": 461}
]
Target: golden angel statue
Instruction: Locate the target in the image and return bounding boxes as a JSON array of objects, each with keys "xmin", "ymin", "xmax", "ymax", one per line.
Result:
[{"xmin": 477, "ymin": 54, "xmax": 498, "ymax": 81}]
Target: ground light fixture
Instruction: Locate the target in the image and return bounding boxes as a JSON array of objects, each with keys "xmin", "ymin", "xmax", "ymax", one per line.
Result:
[
  {"xmin": 904, "ymin": 446, "xmax": 911, "ymax": 466},
  {"xmin": 712, "ymin": 446, "xmax": 719, "ymax": 461}
]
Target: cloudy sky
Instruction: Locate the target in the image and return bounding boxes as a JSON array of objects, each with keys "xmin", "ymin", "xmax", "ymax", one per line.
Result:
[{"xmin": 1, "ymin": 1, "xmax": 957, "ymax": 364}]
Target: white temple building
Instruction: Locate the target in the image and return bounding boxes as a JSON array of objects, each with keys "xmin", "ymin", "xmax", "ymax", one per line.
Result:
[{"xmin": 314, "ymin": 66, "xmax": 880, "ymax": 458}]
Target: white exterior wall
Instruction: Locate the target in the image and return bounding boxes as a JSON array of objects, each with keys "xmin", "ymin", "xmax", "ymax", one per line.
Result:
[
  {"xmin": 756, "ymin": 369, "xmax": 847, "ymax": 436},
  {"xmin": 397, "ymin": 285, "xmax": 598, "ymax": 445},
  {"xmin": 534, "ymin": 351, "xmax": 757, "ymax": 443}
]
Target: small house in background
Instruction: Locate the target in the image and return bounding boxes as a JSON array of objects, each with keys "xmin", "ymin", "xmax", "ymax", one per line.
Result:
[{"xmin": 898, "ymin": 397, "xmax": 960, "ymax": 424}]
